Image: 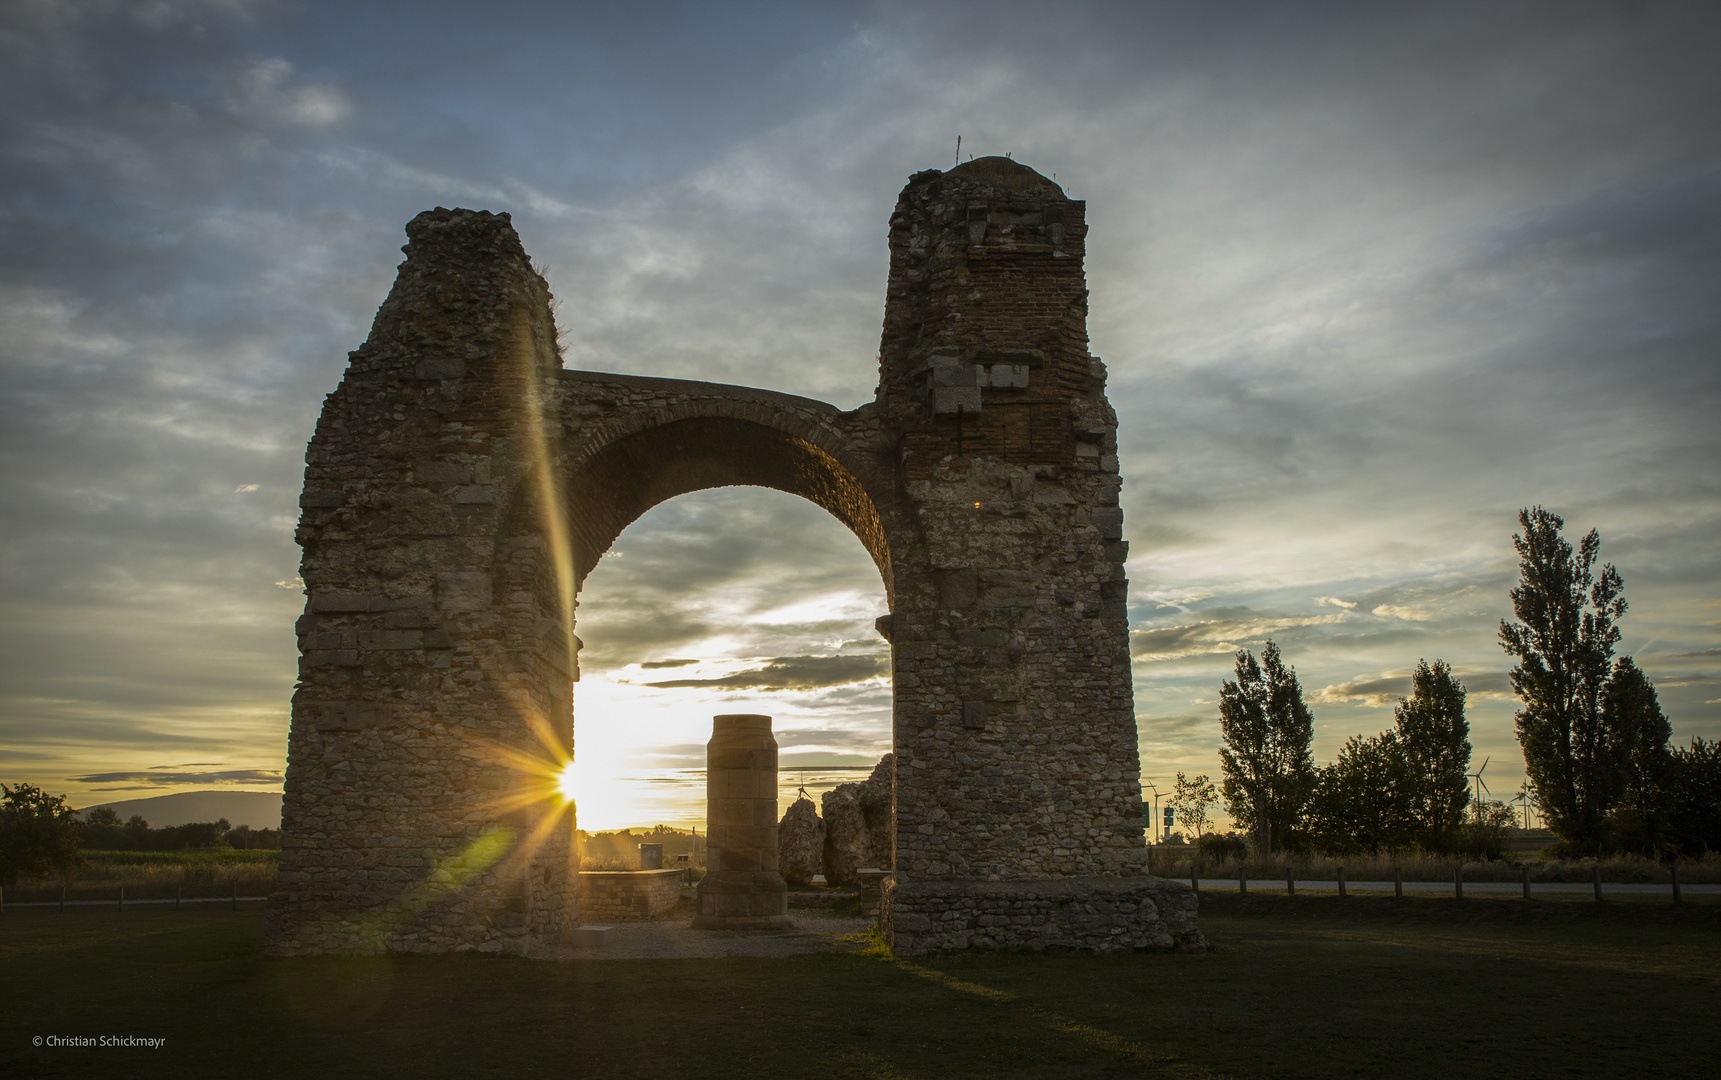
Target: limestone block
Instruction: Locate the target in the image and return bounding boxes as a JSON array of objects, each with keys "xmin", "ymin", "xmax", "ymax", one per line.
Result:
[
  {"xmin": 436, "ymin": 572, "xmax": 491, "ymax": 611},
  {"xmin": 932, "ymin": 386, "xmax": 982, "ymax": 414}
]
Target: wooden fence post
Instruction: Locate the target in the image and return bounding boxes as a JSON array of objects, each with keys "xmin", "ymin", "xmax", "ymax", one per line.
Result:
[
  {"xmin": 176, "ymin": 886, "xmax": 182, "ymax": 911},
  {"xmin": 1337, "ymin": 866, "xmax": 1346, "ymax": 898},
  {"xmin": 119, "ymin": 886, "xmax": 124, "ymax": 912},
  {"xmin": 1593, "ymin": 865, "xmax": 1603, "ymax": 902},
  {"xmin": 1672, "ymin": 864, "xmax": 1682, "ymax": 905},
  {"xmin": 60, "ymin": 885, "xmax": 66, "ymax": 913},
  {"xmin": 1238, "ymin": 868, "xmax": 1247, "ymax": 895},
  {"xmin": 1454, "ymin": 865, "xmax": 1463, "ymax": 900},
  {"xmin": 1394, "ymin": 865, "xmax": 1402, "ymax": 899},
  {"xmin": 1521, "ymin": 862, "xmax": 1530, "ymax": 900},
  {"xmin": 231, "ymin": 883, "xmax": 238, "ymax": 911},
  {"xmin": 1287, "ymin": 866, "xmax": 1296, "ymax": 897},
  {"xmin": 1191, "ymin": 862, "xmax": 1200, "ymax": 895}
]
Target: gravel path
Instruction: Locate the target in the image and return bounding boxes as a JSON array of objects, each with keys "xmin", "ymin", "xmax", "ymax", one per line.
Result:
[{"xmin": 538, "ymin": 915, "xmax": 873, "ymax": 960}]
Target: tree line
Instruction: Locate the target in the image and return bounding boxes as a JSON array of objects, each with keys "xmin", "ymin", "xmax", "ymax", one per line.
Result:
[
  {"xmin": 0, "ymin": 786, "xmax": 277, "ymax": 887},
  {"xmin": 1201, "ymin": 508, "xmax": 1721, "ymax": 859}
]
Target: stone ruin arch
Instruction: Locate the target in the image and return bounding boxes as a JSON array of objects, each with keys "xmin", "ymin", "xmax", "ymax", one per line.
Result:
[{"xmin": 267, "ymin": 157, "xmax": 1205, "ymax": 957}]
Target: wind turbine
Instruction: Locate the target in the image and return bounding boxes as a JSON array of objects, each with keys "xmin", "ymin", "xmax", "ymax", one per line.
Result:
[
  {"xmin": 1469, "ymin": 756, "xmax": 1491, "ymax": 822},
  {"xmin": 1511, "ymin": 782, "xmax": 1532, "ymax": 830}
]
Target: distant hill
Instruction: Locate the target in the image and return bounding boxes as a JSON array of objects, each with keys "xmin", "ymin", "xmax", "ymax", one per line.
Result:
[{"xmin": 76, "ymin": 790, "xmax": 282, "ymax": 830}]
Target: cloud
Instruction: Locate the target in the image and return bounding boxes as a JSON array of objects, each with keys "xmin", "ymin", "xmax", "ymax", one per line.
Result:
[
  {"xmin": 223, "ymin": 57, "xmax": 351, "ymax": 127},
  {"xmin": 639, "ymin": 658, "xmax": 698, "ymax": 669},
  {"xmin": 1131, "ymin": 614, "xmax": 1345, "ymax": 661},
  {"xmin": 67, "ymin": 768, "xmax": 283, "ymax": 788},
  {"xmin": 1317, "ymin": 669, "xmax": 1515, "ymax": 707},
  {"xmin": 1315, "ymin": 596, "xmax": 1357, "ymax": 610},
  {"xmin": 637, "ymin": 654, "xmax": 887, "ymax": 692},
  {"xmin": 1372, "ymin": 604, "xmax": 1435, "ymax": 622}
]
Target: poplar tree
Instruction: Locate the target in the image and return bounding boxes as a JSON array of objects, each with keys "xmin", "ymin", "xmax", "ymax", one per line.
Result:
[
  {"xmin": 1218, "ymin": 640, "xmax": 1316, "ymax": 853},
  {"xmin": 1499, "ymin": 507, "xmax": 1665, "ymax": 854}
]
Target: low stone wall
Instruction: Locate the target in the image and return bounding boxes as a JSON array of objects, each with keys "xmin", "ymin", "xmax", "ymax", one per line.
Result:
[
  {"xmin": 578, "ymin": 870, "xmax": 684, "ymax": 922},
  {"xmin": 883, "ymin": 875, "xmax": 1206, "ymax": 955}
]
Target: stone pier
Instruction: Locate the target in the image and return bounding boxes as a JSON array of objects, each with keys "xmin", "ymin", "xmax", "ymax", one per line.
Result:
[{"xmin": 693, "ymin": 714, "xmax": 791, "ymax": 930}]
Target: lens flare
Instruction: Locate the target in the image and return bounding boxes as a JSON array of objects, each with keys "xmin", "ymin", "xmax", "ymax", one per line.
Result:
[{"xmin": 557, "ymin": 760, "xmax": 579, "ymax": 804}]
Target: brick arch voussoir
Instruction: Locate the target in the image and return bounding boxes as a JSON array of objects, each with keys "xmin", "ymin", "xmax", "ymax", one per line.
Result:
[{"xmin": 561, "ymin": 397, "xmax": 896, "ymax": 596}]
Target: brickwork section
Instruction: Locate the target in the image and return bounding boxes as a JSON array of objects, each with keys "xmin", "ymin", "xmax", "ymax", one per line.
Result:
[
  {"xmin": 270, "ymin": 158, "xmax": 1201, "ymax": 958},
  {"xmin": 578, "ymin": 870, "xmax": 683, "ymax": 921}
]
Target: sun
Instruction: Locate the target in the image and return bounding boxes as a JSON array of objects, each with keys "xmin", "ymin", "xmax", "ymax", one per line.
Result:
[{"xmin": 556, "ymin": 760, "xmax": 579, "ymax": 804}]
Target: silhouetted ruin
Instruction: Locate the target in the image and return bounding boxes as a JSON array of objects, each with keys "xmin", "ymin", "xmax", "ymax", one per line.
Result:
[{"xmin": 267, "ymin": 158, "xmax": 1204, "ymax": 956}]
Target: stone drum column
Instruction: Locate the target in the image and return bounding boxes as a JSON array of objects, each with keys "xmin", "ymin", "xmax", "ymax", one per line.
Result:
[{"xmin": 693, "ymin": 714, "xmax": 791, "ymax": 929}]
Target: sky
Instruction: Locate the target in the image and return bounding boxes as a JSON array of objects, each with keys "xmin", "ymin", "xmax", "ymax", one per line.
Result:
[{"xmin": 2, "ymin": 0, "xmax": 1717, "ymax": 831}]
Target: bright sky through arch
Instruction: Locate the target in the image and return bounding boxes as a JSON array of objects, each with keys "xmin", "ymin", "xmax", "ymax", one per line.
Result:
[{"xmin": 567, "ymin": 486, "xmax": 891, "ymax": 831}]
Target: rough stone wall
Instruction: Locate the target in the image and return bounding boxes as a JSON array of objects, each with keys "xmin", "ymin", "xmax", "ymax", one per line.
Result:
[
  {"xmin": 884, "ymin": 876, "xmax": 1206, "ymax": 955},
  {"xmin": 777, "ymin": 796, "xmax": 824, "ymax": 886},
  {"xmin": 821, "ymin": 753, "xmax": 894, "ymax": 885},
  {"xmin": 268, "ymin": 208, "xmax": 578, "ymax": 957},
  {"xmin": 578, "ymin": 870, "xmax": 683, "ymax": 921}
]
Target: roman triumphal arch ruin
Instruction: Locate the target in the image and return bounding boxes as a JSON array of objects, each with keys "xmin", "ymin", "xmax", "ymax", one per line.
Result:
[{"xmin": 266, "ymin": 157, "xmax": 1204, "ymax": 957}]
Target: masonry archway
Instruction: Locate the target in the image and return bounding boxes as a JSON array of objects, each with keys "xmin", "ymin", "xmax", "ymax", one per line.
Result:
[
  {"xmin": 558, "ymin": 405, "xmax": 898, "ymax": 598},
  {"xmin": 270, "ymin": 158, "xmax": 1205, "ymax": 958}
]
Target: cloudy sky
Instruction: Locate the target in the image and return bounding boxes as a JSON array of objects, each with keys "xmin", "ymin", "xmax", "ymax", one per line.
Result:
[{"xmin": 2, "ymin": 0, "xmax": 1717, "ymax": 830}]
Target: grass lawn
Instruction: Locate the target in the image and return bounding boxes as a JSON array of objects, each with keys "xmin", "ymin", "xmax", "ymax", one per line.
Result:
[{"xmin": 2, "ymin": 894, "xmax": 1716, "ymax": 1079}]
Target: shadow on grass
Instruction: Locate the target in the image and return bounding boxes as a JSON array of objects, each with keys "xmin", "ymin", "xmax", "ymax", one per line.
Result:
[{"xmin": 2, "ymin": 897, "xmax": 1716, "ymax": 1079}]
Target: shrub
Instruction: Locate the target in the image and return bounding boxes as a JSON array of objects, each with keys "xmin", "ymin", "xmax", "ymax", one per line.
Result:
[{"xmin": 1196, "ymin": 831, "xmax": 1249, "ymax": 861}]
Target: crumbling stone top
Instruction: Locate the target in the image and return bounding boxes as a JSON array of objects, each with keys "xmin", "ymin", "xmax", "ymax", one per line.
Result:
[{"xmin": 942, "ymin": 156, "xmax": 1066, "ymax": 199}]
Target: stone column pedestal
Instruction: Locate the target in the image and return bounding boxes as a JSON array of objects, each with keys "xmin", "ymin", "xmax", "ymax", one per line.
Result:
[{"xmin": 693, "ymin": 714, "xmax": 791, "ymax": 930}]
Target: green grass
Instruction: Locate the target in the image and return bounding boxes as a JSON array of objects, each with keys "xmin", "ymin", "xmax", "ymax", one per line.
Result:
[
  {"xmin": 1149, "ymin": 848, "xmax": 1721, "ymax": 884},
  {"xmin": 2, "ymin": 895, "xmax": 1716, "ymax": 1079},
  {"xmin": 4, "ymin": 850, "xmax": 279, "ymax": 903}
]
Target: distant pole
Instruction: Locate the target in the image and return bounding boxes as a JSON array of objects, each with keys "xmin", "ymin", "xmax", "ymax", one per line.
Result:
[
  {"xmin": 1394, "ymin": 865, "xmax": 1402, "ymax": 900},
  {"xmin": 1593, "ymin": 865, "xmax": 1603, "ymax": 903},
  {"xmin": 1337, "ymin": 866, "xmax": 1346, "ymax": 899},
  {"xmin": 955, "ymin": 135, "xmax": 961, "ymax": 167},
  {"xmin": 232, "ymin": 882, "xmax": 237, "ymax": 911},
  {"xmin": 1239, "ymin": 867, "xmax": 1247, "ymax": 895},
  {"xmin": 1287, "ymin": 866, "xmax": 1296, "ymax": 897},
  {"xmin": 1454, "ymin": 865, "xmax": 1463, "ymax": 901},
  {"xmin": 60, "ymin": 885, "xmax": 66, "ymax": 913},
  {"xmin": 1672, "ymin": 864, "xmax": 1682, "ymax": 905},
  {"xmin": 177, "ymin": 886, "xmax": 182, "ymax": 911},
  {"xmin": 1522, "ymin": 862, "xmax": 1531, "ymax": 901},
  {"xmin": 119, "ymin": 886, "xmax": 124, "ymax": 912}
]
